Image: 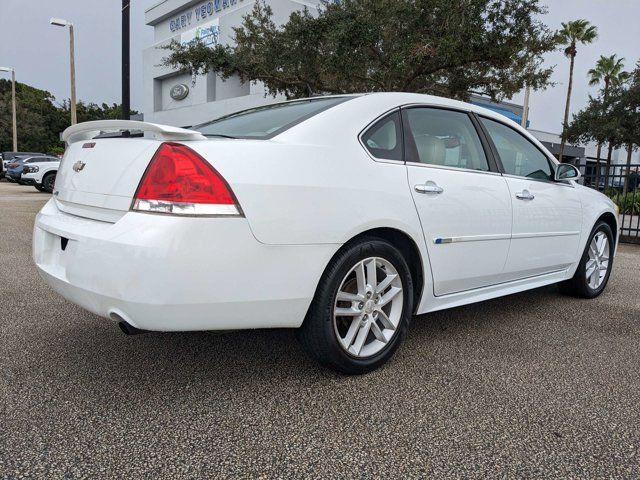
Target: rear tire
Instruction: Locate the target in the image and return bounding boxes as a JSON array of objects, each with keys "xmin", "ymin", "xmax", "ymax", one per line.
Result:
[
  {"xmin": 42, "ymin": 172, "xmax": 56, "ymax": 193},
  {"xmin": 297, "ymin": 237, "xmax": 413, "ymax": 374},
  {"xmin": 559, "ymin": 221, "xmax": 614, "ymax": 298}
]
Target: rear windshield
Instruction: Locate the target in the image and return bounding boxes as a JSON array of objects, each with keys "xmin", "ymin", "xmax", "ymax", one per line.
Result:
[{"xmin": 193, "ymin": 96, "xmax": 354, "ymax": 139}]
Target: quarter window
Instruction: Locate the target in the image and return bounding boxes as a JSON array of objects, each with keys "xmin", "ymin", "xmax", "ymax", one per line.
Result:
[
  {"xmin": 481, "ymin": 117, "xmax": 553, "ymax": 180},
  {"xmin": 403, "ymin": 108, "xmax": 489, "ymax": 171},
  {"xmin": 361, "ymin": 111, "xmax": 403, "ymax": 161}
]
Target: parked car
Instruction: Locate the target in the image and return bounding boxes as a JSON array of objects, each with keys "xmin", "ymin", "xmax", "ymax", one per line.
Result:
[
  {"xmin": 20, "ymin": 156, "xmax": 60, "ymax": 193},
  {"xmin": 4, "ymin": 157, "xmax": 28, "ymax": 182},
  {"xmin": 33, "ymin": 93, "xmax": 619, "ymax": 374},
  {"xmin": 5, "ymin": 156, "xmax": 54, "ymax": 183},
  {"xmin": 1, "ymin": 151, "xmax": 45, "ymax": 179}
]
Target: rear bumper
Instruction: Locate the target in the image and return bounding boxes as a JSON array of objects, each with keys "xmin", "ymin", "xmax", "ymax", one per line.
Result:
[{"xmin": 33, "ymin": 199, "xmax": 338, "ymax": 331}]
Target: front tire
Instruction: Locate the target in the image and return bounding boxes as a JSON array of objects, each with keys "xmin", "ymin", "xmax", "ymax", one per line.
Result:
[
  {"xmin": 559, "ymin": 221, "xmax": 614, "ymax": 298},
  {"xmin": 297, "ymin": 237, "xmax": 413, "ymax": 374},
  {"xmin": 42, "ymin": 172, "xmax": 56, "ymax": 193}
]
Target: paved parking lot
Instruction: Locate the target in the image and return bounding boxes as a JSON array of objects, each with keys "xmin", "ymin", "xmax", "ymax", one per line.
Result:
[{"xmin": 1, "ymin": 181, "xmax": 639, "ymax": 478}]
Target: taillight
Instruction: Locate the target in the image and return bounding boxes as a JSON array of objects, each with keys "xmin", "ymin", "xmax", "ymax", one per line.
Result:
[{"xmin": 132, "ymin": 142, "xmax": 242, "ymax": 216}]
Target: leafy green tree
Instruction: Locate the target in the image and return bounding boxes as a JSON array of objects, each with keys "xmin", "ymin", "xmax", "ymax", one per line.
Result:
[
  {"xmin": 566, "ymin": 92, "xmax": 619, "ymax": 184},
  {"xmin": 164, "ymin": 0, "xmax": 557, "ymax": 101},
  {"xmin": 557, "ymin": 19, "xmax": 598, "ymax": 162},
  {"xmin": 567, "ymin": 63, "xmax": 640, "ymax": 189},
  {"xmin": 617, "ymin": 62, "xmax": 640, "ymax": 195},
  {"xmin": 0, "ymin": 79, "xmax": 61, "ymax": 153},
  {"xmin": 0, "ymin": 79, "xmax": 138, "ymax": 154},
  {"xmin": 587, "ymin": 54, "xmax": 630, "ymax": 164},
  {"xmin": 60, "ymin": 101, "xmax": 136, "ymax": 123}
]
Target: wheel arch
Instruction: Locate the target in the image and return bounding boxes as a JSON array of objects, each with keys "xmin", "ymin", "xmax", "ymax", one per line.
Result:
[
  {"xmin": 597, "ymin": 211, "xmax": 618, "ymax": 245},
  {"xmin": 324, "ymin": 227, "xmax": 425, "ymax": 314}
]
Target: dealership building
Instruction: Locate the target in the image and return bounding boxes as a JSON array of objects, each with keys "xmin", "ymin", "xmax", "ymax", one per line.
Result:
[
  {"xmin": 143, "ymin": 0, "xmax": 325, "ymax": 127},
  {"xmin": 143, "ymin": 0, "xmax": 638, "ymax": 170}
]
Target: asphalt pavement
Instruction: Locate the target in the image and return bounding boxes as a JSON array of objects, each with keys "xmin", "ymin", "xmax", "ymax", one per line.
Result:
[{"xmin": 1, "ymin": 181, "xmax": 639, "ymax": 478}]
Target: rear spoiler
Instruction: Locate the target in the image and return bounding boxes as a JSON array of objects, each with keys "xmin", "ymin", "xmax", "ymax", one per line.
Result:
[{"xmin": 62, "ymin": 120, "xmax": 206, "ymax": 144}]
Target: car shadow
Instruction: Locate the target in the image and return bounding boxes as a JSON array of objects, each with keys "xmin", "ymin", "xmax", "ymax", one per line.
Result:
[{"xmin": 25, "ymin": 284, "xmax": 565, "ymax": 390}]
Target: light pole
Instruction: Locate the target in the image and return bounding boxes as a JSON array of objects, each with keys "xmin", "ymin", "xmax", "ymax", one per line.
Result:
[
  {"xmin": 0, "ymin": 67, "xmax": 17, "ymax": 151},
  {"xmin": 122, "ymin": 0, "xmax": 130, "ymax": 120},
  {"xmin": 50, "ymin": 17, "xmax": 77, "ymax": 125},
  {"xmin": 521, "ymin": 84, "xmax": 531, "ymax": 129}
]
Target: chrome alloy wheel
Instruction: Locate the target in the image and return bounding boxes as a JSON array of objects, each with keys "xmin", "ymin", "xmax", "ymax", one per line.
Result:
[
  {"xmin": 333, "ymin": 257, "xmax": 404, "ymax": 358},
  {"xmin": 586, "ymin": 232, "xmax": 610, "ymax": 290}
]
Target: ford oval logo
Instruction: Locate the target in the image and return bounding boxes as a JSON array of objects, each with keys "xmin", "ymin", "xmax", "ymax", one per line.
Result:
[{"xmin": 170, "ymin": 83, "xmax": 189, "ymax": 101}]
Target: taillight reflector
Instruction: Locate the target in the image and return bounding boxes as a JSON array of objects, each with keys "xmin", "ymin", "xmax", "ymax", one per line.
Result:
[{"xmin": 132, "ymin": 142, "xmax": 241, "ymax": 216}]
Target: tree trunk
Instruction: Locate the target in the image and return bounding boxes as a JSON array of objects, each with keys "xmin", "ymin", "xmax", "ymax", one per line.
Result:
[
  {"xmin": 605, "ymin": 142, "xmax": 613, "ymax": 191},
  {"xmin": 622, "ymin": 144, "xmax": 633, "ymax": 197},
  {"xmin": 595, "ymin": 78, "xmax": 611, "ymax": 189},
  {"xmin": 558, "ymin": 48, "xmax": 576, "ymax": 163}
]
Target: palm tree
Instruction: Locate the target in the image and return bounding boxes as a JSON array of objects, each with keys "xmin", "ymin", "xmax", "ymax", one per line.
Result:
[
  {"xmin": 558, "ymin": 19, "xmax": 598, "ymax": 162},
  {"xmin": 588, "ymin": 54, "xmax": 630, "ymax": 96},
  {"xmin": 588, "ymin": 54, "xmax": 630, "ymax": 182}
]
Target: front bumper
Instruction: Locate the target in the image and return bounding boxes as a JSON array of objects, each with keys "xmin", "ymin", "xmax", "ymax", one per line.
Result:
[
  {"xmin": 5, "ymin": 172, "xmax": 20, "ymax": 182},
  {"xmin": 33, "ymin": 199, "xmax": 337, "ymax": 332},
  {"xmin": 20, "ymin": 177, "xmax": 38, "ymax": 186}
]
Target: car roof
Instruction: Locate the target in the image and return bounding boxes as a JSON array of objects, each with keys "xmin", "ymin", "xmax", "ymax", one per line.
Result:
[
  {"xmin": 275, "ymin": 92, "xmax": 556, "ymax": 163},
  {"xmin": 24, "ymin": 156, "xmax": 59, "ymax": 161},
  {"xmin": 297, "ymin": 92, "xmax": 523, "ymax": 126},
  {"xmin": 354, "ymin": 92, "xmax": 519, "ymax": 120}
]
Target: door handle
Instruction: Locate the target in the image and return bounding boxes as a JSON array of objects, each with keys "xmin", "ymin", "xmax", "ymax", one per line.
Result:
[
  {"xmin": 515, "ymin": 190, "xmax": 535, "ymax": 201},
  {"xmin": 415, "ymin": 182, "xmax": 444, "ymax": 194}
]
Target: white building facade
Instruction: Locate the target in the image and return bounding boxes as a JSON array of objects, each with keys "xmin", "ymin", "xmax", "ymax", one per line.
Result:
[{"xmin": 143, "ymin": 0, "xmax": 323, "ymax": 127}]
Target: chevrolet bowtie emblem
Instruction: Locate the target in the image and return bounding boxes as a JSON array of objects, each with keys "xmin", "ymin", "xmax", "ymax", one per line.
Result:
[{"xmin": 72, "ymin": 161, "xmax": 86, "ymax": 172}]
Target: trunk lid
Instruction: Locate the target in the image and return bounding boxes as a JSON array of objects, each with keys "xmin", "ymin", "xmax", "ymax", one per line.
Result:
[{"xmin": 54, "ymin": 120, "xmax": 206, "ymax": 222}]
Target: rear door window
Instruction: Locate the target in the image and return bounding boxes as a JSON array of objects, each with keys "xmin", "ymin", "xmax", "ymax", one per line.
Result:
[{"xmin": 403, "ymin": 108, "xmax": 490, "ymax": 171}]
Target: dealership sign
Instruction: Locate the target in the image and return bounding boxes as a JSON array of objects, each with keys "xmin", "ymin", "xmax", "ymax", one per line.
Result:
[
  {"xmin": 170, "ymin": 83, "xmax": 190, "ymax": 101},
  {"xmin": 169, "ymin": 0, "xmax": 244, "ymax": 32},
  {"xmin": 181, "ymin": 18, "xmax": 220, "ymax": 47}
]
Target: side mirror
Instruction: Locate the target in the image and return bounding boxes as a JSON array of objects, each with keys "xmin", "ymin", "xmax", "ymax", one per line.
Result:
[{"xmin": 555, "ymin": 163, "xmax": 581, "ymax": 182}]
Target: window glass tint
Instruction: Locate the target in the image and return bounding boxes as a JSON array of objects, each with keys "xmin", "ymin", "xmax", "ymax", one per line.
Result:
[
  {"xmin": 481, "ymin": 117, "xmax": 552, "ymax": 180},
  {"xmin": 194, "ymin": 97, "xmax": 353, "ymax": 139},
  {"xmin": 361, "ymin": 111, "xmax": 402, "ymax": 161},
  {"xmin": 404, "ymin": 108, "xmax": 489, "ymax": 171}
]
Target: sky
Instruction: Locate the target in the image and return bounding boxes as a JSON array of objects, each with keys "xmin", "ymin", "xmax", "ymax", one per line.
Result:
[{"xmin": 0, "ymin": 0, "xmax": 638, "ymax": 133}]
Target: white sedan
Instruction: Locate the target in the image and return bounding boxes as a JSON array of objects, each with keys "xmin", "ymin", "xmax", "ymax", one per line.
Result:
[{"xmin": 33, "ymin": 93, "xmax": 618, "ymax": 374}]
